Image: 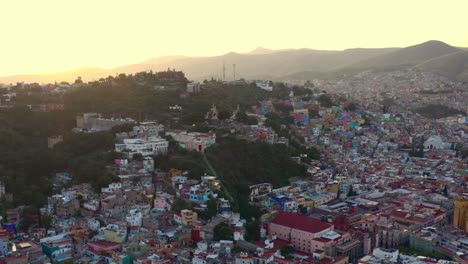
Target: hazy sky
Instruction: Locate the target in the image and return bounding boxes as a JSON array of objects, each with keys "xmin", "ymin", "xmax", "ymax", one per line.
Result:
[{"xmin": 1, "ymin": 0, "xmax": 467, "ymax": 76}]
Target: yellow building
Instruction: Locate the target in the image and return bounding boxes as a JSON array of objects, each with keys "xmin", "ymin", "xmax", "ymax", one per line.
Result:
[
  {"xmin": 327, "ymin": 181, "xmax": 339, "ymax": 195},
  {"xmin": 104, "ymin": 228, "xmax": 127, "ymax": 243},
  {"xmin": 454, "ymin": 197, "xmax": 468, "ymax": 232},
  {"xmin": 169, "ymin": 168, "xmax": 182, "ymax": 177}
]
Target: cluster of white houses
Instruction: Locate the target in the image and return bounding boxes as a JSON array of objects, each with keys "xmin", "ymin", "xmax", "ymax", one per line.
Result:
[
  {"xmin": 115, "ymin": 137, "xmax": 169, "ymax": 159},
  {"xmin": 114, "ymin": 123, "xmax": 216, "ymax": 158}
]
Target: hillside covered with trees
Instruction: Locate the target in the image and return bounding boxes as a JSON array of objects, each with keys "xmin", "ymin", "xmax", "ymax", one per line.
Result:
[
  {"xmin": 205, "ymin": 137, "xmax": 308, "ymax": 219},
  {"xmin": 415, "ymin": 104, "xmax": 466, "ymax": 119},
  {"xmin": 0, "ymin": 71, "xmax": 306, "ymax": 216}
]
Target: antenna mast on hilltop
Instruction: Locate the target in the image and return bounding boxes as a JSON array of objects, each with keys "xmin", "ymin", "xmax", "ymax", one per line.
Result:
[
  {"xmin": 222, "ymin": 61, "xmax": 226, "ymax": 81},
  {"xmin": 233, "ymin": 64, "xmax": 236, "ymax": 80}
]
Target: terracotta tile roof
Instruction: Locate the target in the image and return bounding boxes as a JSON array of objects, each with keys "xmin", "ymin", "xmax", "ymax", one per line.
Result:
[{"xmin": 271, "ymin": 212, "xmax": 331, "ymax": 234}]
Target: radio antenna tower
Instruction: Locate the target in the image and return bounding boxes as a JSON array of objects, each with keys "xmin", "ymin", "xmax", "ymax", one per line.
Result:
[
  {"xmin": 233, "ymin": 64, "xmax": 236, "ymax": 80},
  {"xmin": 222, "ymin": 61, "xmax": 226, "ymax": 81}
]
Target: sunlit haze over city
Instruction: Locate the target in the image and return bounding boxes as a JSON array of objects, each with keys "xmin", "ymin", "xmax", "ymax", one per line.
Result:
[{"xmin": 1, "ymin": 0, "xmax": 468, "ymax": 76}]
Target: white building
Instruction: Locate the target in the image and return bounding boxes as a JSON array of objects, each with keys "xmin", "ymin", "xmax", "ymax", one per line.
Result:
[
  {"xmin": 133, "ymin": 122, "xmax": 164, "ymax": 136},
  {"xmin": 101, "ymin": 182, "xmax": 123, "ymax": 193},
  {"xmin": 115, "ymin": 137, "xmax": 168, "ymax": 158},
  {"xmin": 187, "ymin": 82, "xmax": 201, "ymax": 93},
  {"xmin": 313, "ymin": 127, "xmax": 320, "ymax": 136},
  {"xmin": 283, "ymin": 200, "xmax": 297, "ymax": 211},
  {"xmin": 88, "ymin": 218, "xmax": 101, "ymax": 231},
  {"xmin": 423, "ymin": 135, "xmax": 449, "ymax": 150},
  {"xmin": 255, "ymin": 81, "xmax": 273, "ymax": 91},
  {"xmin": 126, "ymin": 209, "xmax": 143, "ymax": 227},
  {"xmin": 132, "ymin": 204, "xmax": 151, "ymax": 216},
  {"xmin": 172, "ymin": 176, "xmax": 188, "ymax": 190},
  {"xmin": 83, "ymin": 200, "xmax": 100, "ymax": 212},
  {"xmin": 323, "ymin": 136, "xmax": 330, "ymax": 145},
  {"xmin": 166, "ymin": 131, "xmax": 216, "ymax": 152}
]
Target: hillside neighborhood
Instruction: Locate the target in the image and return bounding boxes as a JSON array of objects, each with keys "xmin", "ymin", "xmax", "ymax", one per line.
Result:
[{"xmin": 0, "ymin": 66, "xmax": 467, "ymax": 264}]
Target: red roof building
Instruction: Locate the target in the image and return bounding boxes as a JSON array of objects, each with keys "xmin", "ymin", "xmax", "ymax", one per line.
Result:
[
  {"xmin": 269, "ymin": 212, "xmax": 333, "ymax": 253},
  {"xmin": 271, "ymin": 212, "xmax": 332, "ymax": 234}
]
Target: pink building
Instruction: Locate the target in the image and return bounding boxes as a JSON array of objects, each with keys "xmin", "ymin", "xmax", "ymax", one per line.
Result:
[
  {"xmin": 87, "ymin": 240, "xmax": 121, "ymax": 255},
  {"xmin": 153, "ymin": 198, "xmax": 171, "ymax": 212},
  {"xmin": 269, "ymin": 212, "xmax": 333, "ymax": 253}
]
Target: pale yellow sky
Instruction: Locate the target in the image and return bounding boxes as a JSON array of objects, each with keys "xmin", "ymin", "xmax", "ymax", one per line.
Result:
[{"xmin": 1, "ymin": 0, "xmax": 467, "ymax": 76}]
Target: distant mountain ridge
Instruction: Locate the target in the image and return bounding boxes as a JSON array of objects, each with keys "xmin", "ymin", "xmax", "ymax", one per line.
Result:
[
  {"xmin": 416, "ymin": 50, "xmax": 468, "ymax": 82},
  {"xmin": 1, "ymin": 40, "xmax": 467, "ymax": 84},
  {"xmin": 346, "ymin": 40, "xmax": 460, "ymax": 70}
]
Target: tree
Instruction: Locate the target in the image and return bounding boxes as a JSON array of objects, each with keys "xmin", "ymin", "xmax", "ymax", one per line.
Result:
[
  {"xmin": 344, "ymin": 103, "xmax": 357, "ymax": 111},
  {"xmin": 235, "ymin": 110, "xmax": 249, "ymax": 123},
  {"xmin": 305, "ymin": 147, "xmax": 320, "ymax": 161},
  {"xmin": 271, "ymin": 84, "xmax": 290, "ymax": 99},
  {"xmin": 309, "ymin": 109, "xmax": 320, "ymax": 118},
  {"xmin": 110, "ymin": 122, "xmax": 136, "ymax": 134},
  {"xmin": 318, "ymin": 94, "xmax": 335, "ymax": 108},
  {"xmin": 292, "ymin": 86, "xmax": 312, "ymax": 96},
  {"xmin": 304, "ymin": 80, "xmax": 314, "ymax": 88},
  {"xmin": 218, "ymin": 110, "xmax": 232, "ymax": 120},
  {"xmin": 97, "ymin": 218, "xmax": 106, "ymax": 227},
  {"xmin": 235, "ymin": 110, "xmax": 258, "ymax": 125},
  {"xmin": 132, "ymin": 153, "xmax": 144, "ymax": 161},
  {"xmin": 204, "ymin": 137, "xmax": 307, "ymax": 219},
  {"xmin": 298, "ymin": 205, "xmax": 307, "ymax": 215},
  {"xmin": 280, "ymin": 245, "xmax": 294, "ymax": 259},
  {"xmin": 173, "ymin": 197, "xmax": 191, "ymax": 212},
  {"xmin": 409, "ymin": 136, "xmax": 424, "ymax": 158},
  {"xmin": 41, "ymin": 213, "xmax": 53, "ymax": 233},
  {"xmin": 244, "ymin": 221, "xmax": 260, "ymax": 242},
  {"xmin": 443, "ymin": 185, "xmax": 449, "ymax": 197},
  {"xmin": 264, "ymin": 113, "xmax": 282, "ymax": 132},
  {"xmin": 347, "ymin": 185, "xmax": 357, "ymax": 197},
  {"xmin": 198, "ymin": 199, "xmax": 218, "ymax": 220},
  {"xmin": 19, "ymin": 206, "xmax": 39, "ymax": 231},
  {"xmin": 213, "ymin": 222, "xmax": 234, "ymax": 241},
  {"xmin": 74, "ymin": 76, "xmax": 83, "ymax": 85},
  {"xmin": 273, "ymin": 103, "xmax": 293, "ymax": 114},
  {"xmin": 88, "ymin": 230, "xmax": 98, "ymax": 239},
  {"xmin": 415, "ymin": 104, "xmax": 465, "ymax": 119},
  {"xmin": 462, "ymin": 148, "xmax": 468, "ymax": 159},
  {"xmin": 419, "ymin": 135, "xmax": 425, "ymax": 157}
]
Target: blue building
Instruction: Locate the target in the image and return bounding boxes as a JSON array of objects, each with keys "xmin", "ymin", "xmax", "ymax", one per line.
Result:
[{"xmin": 189, "ymin": 186, "xmax": 213, "ymax": 203}]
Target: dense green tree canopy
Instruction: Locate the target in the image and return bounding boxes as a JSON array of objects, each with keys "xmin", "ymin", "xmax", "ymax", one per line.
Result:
[
  {"xmin": 415, "ymin": 104, "xmax": 466, "ymax": 119},
  {"xmin": 205, "ymin": 137, "xmax": 307, "ymax": 219},
  {"xmin": 213, "ymin": 222, "xmax": 234, "ymax": 241}
]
